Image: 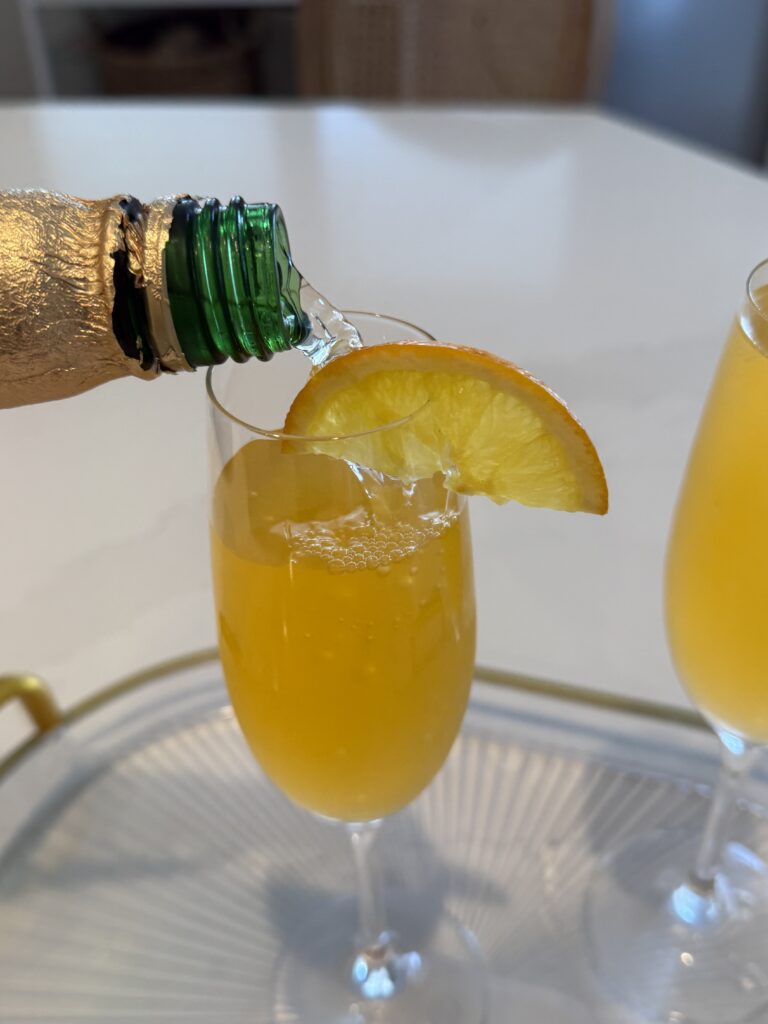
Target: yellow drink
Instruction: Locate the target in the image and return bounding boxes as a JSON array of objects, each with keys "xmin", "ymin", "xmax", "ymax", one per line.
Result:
[
  {"xmin": 211, "ymin": 440, "xmax": 475, "ymax": 821},
  {"xmin": 666, "ymin": 306, "xmax": 768, "ymax": 741}
]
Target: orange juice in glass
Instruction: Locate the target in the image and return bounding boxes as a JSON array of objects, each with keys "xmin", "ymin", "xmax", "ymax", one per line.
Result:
[
  {"xmin": 666, "ymin": 281, "xmax": 768, "ymax": 741},
  {"xmin": 211, "ymin": 441, "xmax": 475, "ymax": 823}
]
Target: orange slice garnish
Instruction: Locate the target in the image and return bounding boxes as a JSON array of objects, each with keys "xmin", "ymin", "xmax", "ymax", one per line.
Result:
[{"xmin": 285, "ymin": 342, "xmax": 607, "ymax": 513}]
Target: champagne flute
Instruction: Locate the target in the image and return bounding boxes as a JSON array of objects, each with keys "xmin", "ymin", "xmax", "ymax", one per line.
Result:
[
  {"xmin": 587, "ymin": 262, "xmax": 768, "ymax": 1023},
  {"xmin": 207, "ymin": 313, "xmax": 485, "ymax": 1023}
]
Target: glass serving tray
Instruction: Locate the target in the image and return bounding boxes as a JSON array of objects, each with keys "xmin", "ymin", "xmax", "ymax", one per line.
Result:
[{"xmin": 1, "ymin": 652, "xmax": 767, "ymax": 1024}]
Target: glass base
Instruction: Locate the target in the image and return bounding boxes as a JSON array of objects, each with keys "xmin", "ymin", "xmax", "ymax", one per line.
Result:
[
  {"xmin": 272, "ymin": 888, "xmax": 487, "ymax": 1023},
  {"xmin": 585, "ymin": 829, "xmax": 768, "ymax": 1023}
]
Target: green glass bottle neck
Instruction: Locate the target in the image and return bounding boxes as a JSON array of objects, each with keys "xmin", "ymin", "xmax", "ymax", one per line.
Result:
[{"xmin": 164, "ymin": 197, "xmax": 310, "ymax": 368}]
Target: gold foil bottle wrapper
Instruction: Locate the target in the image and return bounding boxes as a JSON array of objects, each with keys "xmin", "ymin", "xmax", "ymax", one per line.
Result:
[
  {"xmin": 139, "ymin": 198, "xmax": 191, "ymax": 374},
  {"xmin": 0, "ymin": 189, "xmax": 184, "ymax": 409}
]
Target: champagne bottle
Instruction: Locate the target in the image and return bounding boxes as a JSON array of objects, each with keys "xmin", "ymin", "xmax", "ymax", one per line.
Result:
[{"xmin": 0, "ymin": 190, "xmax": 309, "ymax": 408}]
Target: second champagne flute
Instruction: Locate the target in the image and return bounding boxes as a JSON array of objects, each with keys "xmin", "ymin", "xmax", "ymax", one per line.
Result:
[{"xmin": 587, "ymin": 261, "xmax": 768, "ymax": 1024}]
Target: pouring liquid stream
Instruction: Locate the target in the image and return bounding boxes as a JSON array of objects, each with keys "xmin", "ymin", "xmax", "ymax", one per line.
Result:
[
  {"xmin": 296, "ymin": 281, "xmax": 364, "ymax": 368},
  {"xmin": 291, "ymin": 279, "xmax": 458, "ymax": 523}
]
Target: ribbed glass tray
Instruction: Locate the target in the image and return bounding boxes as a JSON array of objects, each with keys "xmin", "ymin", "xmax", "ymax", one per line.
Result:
[{"xmin": 1, "ymin": 654, "xmax": 767, "ymax": 1023}]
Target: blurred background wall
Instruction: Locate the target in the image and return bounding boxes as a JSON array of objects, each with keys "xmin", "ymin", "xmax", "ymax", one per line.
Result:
[
  {"xmin": 1, "ymin": 0, "xmax": 768, "ymax": 166},
  {"xmin": 601, "ymin": 0, "xmax": 768, "ymax": 165}
]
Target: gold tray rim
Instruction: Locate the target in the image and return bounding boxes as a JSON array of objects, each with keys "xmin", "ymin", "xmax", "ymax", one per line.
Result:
[{"xmin": 0, "ymin": 649, "xmax": 706, "ymax": 783}]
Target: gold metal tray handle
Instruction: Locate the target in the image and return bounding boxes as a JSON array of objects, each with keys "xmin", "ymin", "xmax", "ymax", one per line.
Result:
[{"xmin": 0, "ymin": 674, "xmax": 62, "ymax": 736}]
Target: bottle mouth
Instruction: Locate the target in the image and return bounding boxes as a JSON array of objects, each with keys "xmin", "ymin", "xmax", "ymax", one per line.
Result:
[
  {"xmin": 165, "ymin": 198, "xmax": 309, "ymax": 368},
  {"xmin": 271, "ymin": 206, "xmax": 311, "ymax": 350}
]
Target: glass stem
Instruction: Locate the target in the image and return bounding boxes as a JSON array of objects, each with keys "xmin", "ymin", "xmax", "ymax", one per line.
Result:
[
  {"xmin": 347, "ymin": 819, "xmax": 386, "ymax": 949},
  {"xmin": 691, "ymin": 732, "xmax": 756, "ymax": 889}
]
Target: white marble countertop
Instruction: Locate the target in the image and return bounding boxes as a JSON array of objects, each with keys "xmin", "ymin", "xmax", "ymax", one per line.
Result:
[{"xmin": 2, "ymin": 101, "xmax": 768, "ymax": 755}]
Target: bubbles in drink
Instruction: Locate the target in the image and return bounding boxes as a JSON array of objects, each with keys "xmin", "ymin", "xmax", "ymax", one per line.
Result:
[{"xmin": 291, "ymin": 506, "xmax": 460, "ymax": 572}]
